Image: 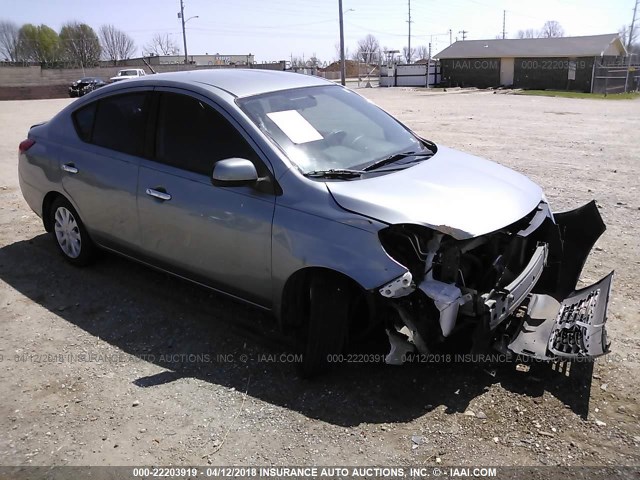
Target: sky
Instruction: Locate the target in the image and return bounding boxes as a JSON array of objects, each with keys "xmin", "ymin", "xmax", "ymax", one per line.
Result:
[{"xmin": 2, "ymin": 0, "xmax": 636, "ymax": 63}]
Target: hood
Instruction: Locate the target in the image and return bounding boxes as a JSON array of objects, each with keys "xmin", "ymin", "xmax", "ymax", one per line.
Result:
[{"xmin": 326, "ymin": 145, "xmax": 543, "ymax": 240}]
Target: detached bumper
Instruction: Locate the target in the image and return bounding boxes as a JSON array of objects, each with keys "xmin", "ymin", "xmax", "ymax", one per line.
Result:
[{"xmin": 508, "ymin": 271, "xmax": 613, "ymax": 360}]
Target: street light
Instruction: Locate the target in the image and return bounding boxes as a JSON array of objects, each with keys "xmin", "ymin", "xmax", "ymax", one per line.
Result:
[{"xmin": 178, "ymin": 0, "xmax": 198, "ymax": 64}]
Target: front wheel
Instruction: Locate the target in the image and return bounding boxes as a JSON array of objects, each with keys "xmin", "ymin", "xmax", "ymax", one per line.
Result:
[
  {"xmin": 298, "ymin": 273, "xmax": 351, "ymax": 378},
  {"xmin": 50, "ymin": 197, "xmax": 96, "ymax": 266}
]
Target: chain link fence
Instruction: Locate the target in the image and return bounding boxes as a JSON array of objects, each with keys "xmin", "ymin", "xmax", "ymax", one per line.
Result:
[{"xmin": 592, "ymin": 56, "xmax": 640, "ymax": 94}]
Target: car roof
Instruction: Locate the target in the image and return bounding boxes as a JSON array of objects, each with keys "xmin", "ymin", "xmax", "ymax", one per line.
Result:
[{"xmin": 135, "ymin": 69, "xmax": 334, "ymax": 98}]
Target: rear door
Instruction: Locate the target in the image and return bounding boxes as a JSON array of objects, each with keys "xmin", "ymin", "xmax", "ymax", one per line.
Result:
[
  {"xmin": 136, "ymin": 89, "xmax": 276, "ymax": 306},
  {"xmin": 60, "ymin": 89, "xmax": 150, "ymax": 252}
]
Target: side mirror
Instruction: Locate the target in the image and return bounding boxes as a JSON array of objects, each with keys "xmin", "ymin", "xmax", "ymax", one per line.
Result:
[{"xmin": 212, "ymin": 158, "xmax": 258, "ymax": 186}]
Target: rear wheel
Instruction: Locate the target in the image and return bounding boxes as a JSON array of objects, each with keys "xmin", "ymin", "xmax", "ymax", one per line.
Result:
[
  {"xmin": 50, "ymin": 197, "xmax": 96, "ymax": 266},
  {"xmin": 298, "ymin": 273, "xmax": 351, "ymax": 378}
]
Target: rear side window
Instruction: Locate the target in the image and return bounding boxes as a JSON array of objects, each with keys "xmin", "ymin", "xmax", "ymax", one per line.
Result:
[
  {"xmin": 72, "ymin": 102, "xmax": 96, "ymax": 142},
  {"xmin": 155, "ymin": 92, "xmax": 257, "ymax": 176},
  {"xmin": 91, "ymin": 92, "xmax": 148, "ymax": 156}
]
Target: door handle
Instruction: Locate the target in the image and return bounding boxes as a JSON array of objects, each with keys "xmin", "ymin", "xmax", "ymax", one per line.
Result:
[
  {"xmin": 61, "ymin": 163, "xmax": 79, "ymax": 174},
  {"xmin": 145, "ymin": 188, "xmax": 172, "ymax": 201}
]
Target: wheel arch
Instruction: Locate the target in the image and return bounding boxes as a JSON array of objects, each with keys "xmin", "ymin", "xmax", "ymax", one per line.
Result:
[
  {"xmin": 279, "ymin": 266, "xmax": 373, "ymax": 331},
  {"xmin": 42, "ymin": 191, "xmax": 67, "ymax": 232}
]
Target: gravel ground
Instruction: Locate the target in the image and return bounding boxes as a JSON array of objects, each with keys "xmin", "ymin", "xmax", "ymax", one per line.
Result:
[{"xmin": 0, "ymin": 89, "xmax": 638, "ymax": 468}]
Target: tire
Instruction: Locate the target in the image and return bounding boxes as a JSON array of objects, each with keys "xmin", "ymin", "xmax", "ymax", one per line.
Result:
[
  {"xmin": 49, "ymin": 197, "xmax": 96, "ymax": 266},
  {"xmin": 298, "ymin": 273, "xmax": 351, "ymax": 378}
]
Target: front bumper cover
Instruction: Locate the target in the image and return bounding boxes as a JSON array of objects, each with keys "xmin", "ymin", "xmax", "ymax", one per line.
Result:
[{"xmin": 508, "ymin": 271, "xmax": 613, "ymax": 360}]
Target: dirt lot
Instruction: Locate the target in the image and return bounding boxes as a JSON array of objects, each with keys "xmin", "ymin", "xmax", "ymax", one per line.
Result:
[{"xmin": 0, "ymin": 89, "xmax": 639, "ymax": 469}]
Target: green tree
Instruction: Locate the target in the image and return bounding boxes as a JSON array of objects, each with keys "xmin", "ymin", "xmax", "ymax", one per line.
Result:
[
  {"xmin": 60, "ymin": 22, "xmax": 101, "ymax": 66},
  {"xmin": 18, "ymin": 23, "xmax": 60, "ymax": 63}
]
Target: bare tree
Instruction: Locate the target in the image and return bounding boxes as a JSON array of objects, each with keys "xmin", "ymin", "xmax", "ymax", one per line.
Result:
[
  {"xmin": 517, "ymin": 29, "xmax": 537, "ymax": 39},
  {"xmin": 143, "ymin": 33, "xmax": 180, "ymax": 56},
  {"xmin": 60, "ymin": 22, "xmax": 101, "ymax": 66},
  {"xmin": 619, "ymin": 24, "xmax": 639, "ymax": 53},
  {"xmin": 0, "ymin": 20, "xmax": 20, "ymax": 61},
  {"xmin": 415, "ymin": 45, "xmax": 428, "ymax": 60},
  {"xmin": 290, "ymin": 56, "xmax": 304, "ymax": 67},
  {"xmin": 355, "ymin": 34, "xmax": 380, "ymax": 64},
  {"xmin": 306, "ymin": 54, "xmax": 321, "ymax": 68},
  {"xmin": 334, "ymin": 41, "xmax": 350, "ymax": 63},
  {"xmin": 539, "ymin": 21, "xmax": 564, "ymax": 38},
  {"xmin": 402, "ymin": 45, "xmax": 415, "ymax": 63},
  {"xmin": 99, "ymin": 24, "xmax": 135, "ymax": 65}
]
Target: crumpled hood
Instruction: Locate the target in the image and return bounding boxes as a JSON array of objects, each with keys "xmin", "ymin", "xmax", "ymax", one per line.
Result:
[{"xmin": 326, "ymin": 145, "xmax": 543, "ymax": 240}]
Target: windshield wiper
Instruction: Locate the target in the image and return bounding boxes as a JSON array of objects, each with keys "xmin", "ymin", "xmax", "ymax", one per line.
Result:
[
  {"xmin": 305, "ymin": 169, "xmax": 365, "ymax": 179},
  {"xmin": 363, "ymin": 151, "xmax": 433, "ymax": 172}
]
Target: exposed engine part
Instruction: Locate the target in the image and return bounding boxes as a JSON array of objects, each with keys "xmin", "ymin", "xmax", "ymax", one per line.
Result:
[
  {"xmin": 419, "ymin": 280, "xmax": 473, "ymax": 337},
  {"xmin": 388, "ymin": 303, "xmax": 429, "ymax": 355},
  {"xmin": 424, "ymin": 233, "xmax": 443, "ymax": 279},
  {"xmin": 379, "ymin": 271, "xmax": 414, "ymax": 298},
  {"xmin": 378, "ymin": 225, "xmax": 433, "ymax": 280},
  {"xmin": 384, "ymin": 329, "xmax": 415, "ymax": 365}
]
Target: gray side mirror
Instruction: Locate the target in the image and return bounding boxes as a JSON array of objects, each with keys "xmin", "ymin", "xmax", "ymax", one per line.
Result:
[{"xmin": 212, "ymin": 158, "xmax": 258, "ymax": 186}]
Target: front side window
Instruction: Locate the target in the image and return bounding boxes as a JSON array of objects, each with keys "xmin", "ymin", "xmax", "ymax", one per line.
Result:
[
  {"xmin": 154, "ymin": 92, "xmax": 258, "ymax": 176},
  {"xmin": 237, "ymin": 85, "xmax": 426, "ymax": 173},
  {"xmin": 91, "ymin": 92, "xmax": 148, "ymax": 156}
]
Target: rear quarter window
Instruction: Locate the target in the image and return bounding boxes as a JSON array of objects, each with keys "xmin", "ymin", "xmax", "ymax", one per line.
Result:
[{"xmin": 72, "ymin": 102, "xmax": 97, "ymax": 142}]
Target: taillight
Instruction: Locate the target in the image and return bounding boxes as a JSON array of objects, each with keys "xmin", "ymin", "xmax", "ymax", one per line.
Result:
[{"xmin": 19, "ymin": 139, "xmax": 35, "ymax": 153}]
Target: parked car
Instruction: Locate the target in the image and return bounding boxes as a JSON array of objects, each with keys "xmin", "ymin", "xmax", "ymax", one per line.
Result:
[
  {"xmin": 18, "ymin": 70, "xmax": 613, "ymax": 376},
  {"xmin": 68, "ymin": 77, "xmax": 106, "ymax": 97},
  {"xmin": 109, "ymin": 68, "xmax": 146, "ymax": 83}
]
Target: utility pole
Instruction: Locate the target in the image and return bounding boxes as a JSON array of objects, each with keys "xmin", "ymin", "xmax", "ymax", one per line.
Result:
[
  {"xmin": 426, "ymin": 42, "xmax": 432, "ymax": 88},
  {"xmin": 407, "ymin": 0, "xmax": 413, "ymax": 63},
  {"xmin": 629, "ymin": 0, "xmax": 639, "ymax": 52},
  {"xmin": 459, "ymin": 30, "xmax": 468, "ymax": 41},
  {"xmin": 502, "ymin": 10, "xmax": 506, "ymax": 39},
  {"xmin": 339, "ymin": 0, "xmax": 346, "ymax": 86},
  {"xmin": 449, "ymin": 28, "xmax": 452, "ymax": 45},
  {"xmin": 179, "ymin": 0, "xmax": 188, "ymax": 64}
]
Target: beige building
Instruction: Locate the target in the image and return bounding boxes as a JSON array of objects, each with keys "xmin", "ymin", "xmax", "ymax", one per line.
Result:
[{"xmin": 110, "ymin": 54, "xmax": 255, "ymax": 67}]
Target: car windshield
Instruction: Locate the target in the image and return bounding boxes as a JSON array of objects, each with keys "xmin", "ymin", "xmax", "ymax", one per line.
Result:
[
  {"xmin": 237, "ymin": 85, "xmax": 429, "ymax": 173},
  {"xmin": 119, "ymin": 70, "xmax": 137, "ymax": 76}
]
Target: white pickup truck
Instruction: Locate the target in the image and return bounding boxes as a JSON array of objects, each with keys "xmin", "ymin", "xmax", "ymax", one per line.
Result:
[{"xmin": 109, "ymin": 69, "xmax": 146, "ymax": 83}]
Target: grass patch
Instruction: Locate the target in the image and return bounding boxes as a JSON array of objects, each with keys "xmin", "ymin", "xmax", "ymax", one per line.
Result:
[{"xmin": 516, "ymin": 90, "xmax": 640, "ymax": 100}]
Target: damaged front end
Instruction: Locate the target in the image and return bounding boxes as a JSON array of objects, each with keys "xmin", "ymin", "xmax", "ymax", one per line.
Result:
[{"xmin": 376, "ymin": 200, "xmax": 613, "ymax": 365}]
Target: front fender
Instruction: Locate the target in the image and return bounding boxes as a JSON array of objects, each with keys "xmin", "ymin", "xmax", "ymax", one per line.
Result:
[{"xmin": 271, "ymin": 205, "xmax": 406, "ymax": 320}]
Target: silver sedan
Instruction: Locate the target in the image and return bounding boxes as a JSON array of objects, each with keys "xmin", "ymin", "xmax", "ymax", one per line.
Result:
[{"xmin": 18, "ymin": 69, "xmax": 613, "ymax": 376}]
